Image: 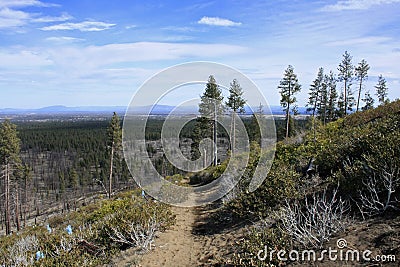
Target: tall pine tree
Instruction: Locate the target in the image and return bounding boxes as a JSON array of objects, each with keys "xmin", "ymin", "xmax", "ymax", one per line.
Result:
[
  {"xmin": 337, "ymin": 51, "xmax": 354, "ymax": 115},
  {"xmin": 325, "ymin": 71, "xmax": 338, "ymax": 122},
  {"xmin": 355, "ymin": 59, "xmax": 370, "ymax": 112},
  {"xmin": 318, "ymin": 75, "xmax": 329, "ymax": 124},
  {"xmin": 198, "ymin": 75, "xmax": 224, "ymax": 166},
  {"xmin": 375, "ymin": 74, "xmax": 389, "ymax": 105},
  {"xmin": 278, "ymin": 65, "xmax": 301, "ymax": 138},
  {"xmin": 307, "ymin": 67, "xmax": 324, "ymax": 118},
  {"xmin": 226, "ymin": 79, "xmax": 246, "ymax": 154}
]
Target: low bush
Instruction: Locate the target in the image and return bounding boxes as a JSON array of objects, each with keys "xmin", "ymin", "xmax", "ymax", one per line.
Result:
[
  {"xmin": 232, "ymin": 226, "xmax": 290, "ymax": 266},
  {"xmin": 277, "ymin": 189, "xmax": 349, "ymax": 248},
  {"xmin": 226, "ymin": 158, "xmax": 301, "ymax": 218}
]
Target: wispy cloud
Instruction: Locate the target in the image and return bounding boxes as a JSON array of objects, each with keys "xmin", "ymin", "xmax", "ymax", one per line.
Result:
[
  {"xmin": 0, "ymin": 0, "xmax": 59, "ymax": 8},
  {"xmin": 125, "ymin": 24, "xmax": 137, "ymax": 30},
  {"xmin": 182, "ymin": 1, "xmax": 215, "ymax": 11},
  {"xmin": 325, "ymin": 36, "xmax": 392, "ymax": 46},
  {"xmin": 0, "ymin": 49, "xmax": 52, "ymax": 68},
  {"xmin": 0, "ymin": 7, "xmax": 30, "ymax": 28},
  {"xmin": 0, "ymin": 41, "xmax": 247, "ymax": 107},
  {"xmin": 198, "ymin": 16, "xmax": 242, "ymax": 27},
  {"xmin": 0, "ymin": 41, "xmax": 246, "ymax": 71},
  {"xmin": 49, "ymin": 42, "xmax": 247, "ymax": 66},
  {"xmin": 159, "ymin": 35, "xmax": 194, "ymax": 42},
  {"xmin": 0, "ymin": 0, "xmax": 62, "ymax": 29},
  {"xmin": 41, "ymin": 21, "xmax": 115, "ymax": 32},
  {"xmin": 320, "ymin": 0, "xmax": 400, "ymax": 12},
  {"xmin": 45, "ymin": 36, "xmax": 84, "ymax": 43},
  {"xmin": 32, "ymin": 13, "xmax": 72, "ymax": 23},
  {"xmin": 162, "ymin": 26, "xmax": 197, "ymax": 32}
]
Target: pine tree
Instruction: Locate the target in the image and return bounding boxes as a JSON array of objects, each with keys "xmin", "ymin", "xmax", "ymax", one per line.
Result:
[
  {"xmin": 325, "ymin": 71, "xmax": 338, "ymax": 122},
  {"xmin": 355, "ymin": 59, "xmax": 370, "ymax": 112},
  {"xmin": 278, "ymin": 65, "xmax": 301, "ymax": 138},
  {"xmin": 318, "ymin": 75, "xmax": 329, "ymax": 124},
  {"xmin": 307, "ymin": 69, "xmax": 329, "ymax": 124},
  {"xmin": 198, "ymin": 75, "xmax": 224, "ymax": 166},
  {"xmin": 226, "ymin": 79, "xmax": 246, "ymax": 154},
  {"xmin": 0, "ymin": 120, "xmax": 22, "ymax": 234},
  {"xmin": 107, "ymin": 112, "xmax": 122, "ymax": 198},
  {"xmin": 375, "ymin": 74, "xmax": 389, "ymax": 105},
  {"xmin": 362, "ymin": 91, "xmax": 375, "ymax": 111},
  {"xmin": 337, "ymin": 51, "xmax": 354, "ymax": 115},
  {"xmin": 307, "ymin": 68, "xmax": 325, "ymax": 142},
  {"xmin": 307, "ymin": 67, "xmax": 324, "ymax": 118}
]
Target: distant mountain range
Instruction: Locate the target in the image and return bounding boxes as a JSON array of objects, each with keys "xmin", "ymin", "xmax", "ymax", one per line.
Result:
[
  {"xmin": 0, "ymin": 105, "xmax": 127, "ymax": 115},
  {"xmin": 0, "ymin": 105, "xmax": 309, "ymax": 115}
]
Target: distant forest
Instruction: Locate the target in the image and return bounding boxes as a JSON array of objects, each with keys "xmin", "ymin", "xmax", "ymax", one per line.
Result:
[{"xmin": 0, "ymin": 114, "xmax": 309, "ymax": 232}]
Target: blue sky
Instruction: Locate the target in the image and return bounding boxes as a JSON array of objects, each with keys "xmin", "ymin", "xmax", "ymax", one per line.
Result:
[{"xmin": 0, "ymin": 0, "xmax": 399, "ymax": 108}]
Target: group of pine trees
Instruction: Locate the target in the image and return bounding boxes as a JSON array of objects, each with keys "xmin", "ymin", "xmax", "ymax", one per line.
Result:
[
  {"xmin": 192, "ymin": 75, "xmax": 246, "ymax": 165},
  {"xmin": 279, "ymin": 51, "xmax": 390, "ymax": 138}
]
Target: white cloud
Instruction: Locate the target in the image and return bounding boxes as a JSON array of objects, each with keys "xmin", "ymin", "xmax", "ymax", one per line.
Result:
[
  {"xmin": 48, "ymin": 42, "xmax": 247, "ymax": 68},
  {"xmin": 198, "ymin": 16, "xmax": 241, "ymax": 27},
  {"xmin": 0, "ymin": 0, "xmax": 58, "ymax": 8},
  {"xmin": 0, "ymin": 0, "xmax": 62, "ymax": 29},
  {"xmin": 0, "ymin": 41, "xmax": 248, "ymax": 107},
  {"xmin": 161, "ymin": 35, "xmax": 194, "ymax": 42},
  {"xmin": 0, "ymin": 7, "xmax": 30, "ymax": 28},
  {"xmin": 162, "ymin": 26, "xmax": 200, "ymax": 32},
  {"xmin": 125, "ymin": 24, "xmax": 137, "ymax": 29},
  {"xmin": 0, "ymin": 49, "xmax": 52, "ymax": 67},
  {"xmin": 320, "ymin": 0, "xmax": 400, "ymax": 11},
  {"xmin": 40, "ymin": 21, "xmax": 116, "ymax": 32},
  {"xmin": 45, "ymin": 36, "xmax": 83, "ymax": 43},
  {"xmin": 183, "ymin": 2, "xmax": 215, "ymax": 11},
  {"xmin": 32, "ymin": 13, "xmax": 72, "ymax": 23},
  {"xmin": 0, "ymin": 42, "xmax": 246, "ymax": 72},
  {"xmin": 325, "ymin": 36, "xmax": 392, "ymax": 46}
]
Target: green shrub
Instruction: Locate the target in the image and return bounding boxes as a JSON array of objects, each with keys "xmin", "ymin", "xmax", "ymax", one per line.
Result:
[
  {"xmin": 232, "ymin": 226, "xmax": 290, "ymax": 266},
  {"xmin": 226, "ymin": 160, "xmax": 301, "ymax": 218}
]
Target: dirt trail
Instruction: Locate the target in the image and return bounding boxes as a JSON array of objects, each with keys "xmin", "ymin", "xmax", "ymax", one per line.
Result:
[
  {"xmin": 110, "ymin": 204, "xmax": 245, "ymax": 267},
  {"xmin": 138, "ymin": 206, "xmax": 201, "ymax": 267}
]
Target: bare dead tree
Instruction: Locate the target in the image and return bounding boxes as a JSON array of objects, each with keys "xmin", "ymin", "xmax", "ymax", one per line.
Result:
[
  {"xmin": 359, "ymin": 160, "xmax": 400, "ymax": 217},
  {"xmin": 15, "ymin": 183, "xmax": 21, "ymax": 231},
  {"xmin": 4, "ymin": 164, "xmax": 11, "ymax": 235},
  {"xmin": 7, "ymin": 235, "xmax": 39, "ymax": 266},
  {"xmin": 277, "ymin": 189, "xmax": 349, "ymax": 248},
  {"xmin": 93, "ymin": 177, "xmax": 109, "ymax": 197},
  {"xmin": 106, "ymin": 215, "xmax": 160, "ymax": 253}
]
